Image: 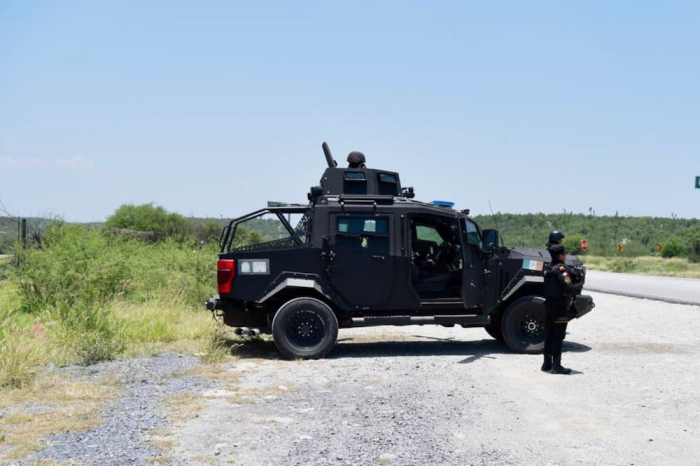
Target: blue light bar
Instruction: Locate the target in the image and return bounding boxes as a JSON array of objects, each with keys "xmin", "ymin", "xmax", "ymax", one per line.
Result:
[{"xmin": 431, "ymin": 200, "xmax": 455, "ymax": 208}]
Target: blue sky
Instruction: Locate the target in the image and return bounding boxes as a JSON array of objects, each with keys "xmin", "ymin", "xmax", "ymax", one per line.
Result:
[{"xmin": 1, "ymin": 0, "xmax": 698, "ymax": 221}]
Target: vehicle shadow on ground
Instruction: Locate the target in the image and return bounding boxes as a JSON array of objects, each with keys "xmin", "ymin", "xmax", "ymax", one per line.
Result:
[
  {"xmin": 331, "ymin": 338, "xmax": 591, "ymax": 362},
  {"xmin": 225, "ymin": 336, "xmax": 591, "ymax": 361}
]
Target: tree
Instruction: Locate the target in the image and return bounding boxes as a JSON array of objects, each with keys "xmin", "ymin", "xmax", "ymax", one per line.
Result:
[{"xmin": 106, "ymin": 203, "xmax": 187, "ymax": 239}]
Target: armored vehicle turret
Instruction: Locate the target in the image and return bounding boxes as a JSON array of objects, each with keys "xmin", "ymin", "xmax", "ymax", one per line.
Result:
[{"xmin": 206, "ymin": 142, "xmax": 594, "ymax": 359}]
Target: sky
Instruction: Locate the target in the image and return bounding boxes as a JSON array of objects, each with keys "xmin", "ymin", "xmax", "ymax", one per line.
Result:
[{"xmin": 1, "ymin": 0, "xmax": 699, "ymax": 222}]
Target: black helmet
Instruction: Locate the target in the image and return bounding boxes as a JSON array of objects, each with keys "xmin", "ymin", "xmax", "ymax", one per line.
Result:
[
  {"xmin": 548, "ymin": 230, "xmax": 565, "ymax": 244},
  {"xmin": 548, "ymin": 244, "xmax": 568, "ymax": 259},
  {"xmin": 347, "ymin": 151, "xmax": 366, "ymax": 168}
]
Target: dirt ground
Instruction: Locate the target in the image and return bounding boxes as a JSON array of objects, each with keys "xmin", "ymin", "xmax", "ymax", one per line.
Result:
[{"xmin": 166, "ymin": 292, "xmax": 700, "ymax": 466}]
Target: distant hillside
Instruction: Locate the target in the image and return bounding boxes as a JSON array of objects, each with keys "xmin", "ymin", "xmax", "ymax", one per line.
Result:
[
  {"xmin": 5, "ymin": 212, "xmax": 698, "ymax": 258},
  {"xmin": 473, "ymin": 213, "xmax": 700, "ymax": 256}
]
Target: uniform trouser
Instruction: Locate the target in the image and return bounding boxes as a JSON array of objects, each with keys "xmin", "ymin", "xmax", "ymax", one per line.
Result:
[{"xmin": 544, "ymin": 304, "xmax": 568, "ymax": 358}]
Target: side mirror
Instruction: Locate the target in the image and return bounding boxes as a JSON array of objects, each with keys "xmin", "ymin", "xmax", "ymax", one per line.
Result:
[{"xmin": 483, "ymin": 229, "xmax": 499, "ymax": 253}]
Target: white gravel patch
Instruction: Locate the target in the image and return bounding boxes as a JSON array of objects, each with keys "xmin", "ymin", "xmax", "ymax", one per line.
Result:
[{"xmin": 169, "ymin": 292, "xmax": 700, "ymax": 466}]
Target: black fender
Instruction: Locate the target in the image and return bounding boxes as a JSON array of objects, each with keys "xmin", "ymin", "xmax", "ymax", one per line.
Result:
[{"xmin": 256, "ymin": 272, "xmax": 351, "ymax": 312}]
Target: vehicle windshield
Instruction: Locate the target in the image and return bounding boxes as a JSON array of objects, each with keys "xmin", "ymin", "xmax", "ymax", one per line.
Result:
[{"xmin": 462, "ymin": 218, "xmax": 482, "ymax": 248}]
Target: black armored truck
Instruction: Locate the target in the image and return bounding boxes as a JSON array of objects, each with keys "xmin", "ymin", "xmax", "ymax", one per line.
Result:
[{"xmin": 206, "ymin": 143, "xmax": 594, "ymax": 359}]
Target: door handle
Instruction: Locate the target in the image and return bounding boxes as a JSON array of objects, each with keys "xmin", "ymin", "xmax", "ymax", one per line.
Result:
[{"xmin": 371, "ymin": 255, "xmax": 386, "ymax": 261}]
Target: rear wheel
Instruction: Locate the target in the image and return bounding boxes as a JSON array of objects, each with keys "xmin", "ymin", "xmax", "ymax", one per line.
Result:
[
  {"xmin": 501, "ymin": 296, "xmax": 546, "ymax": 354},
  {"xmin": 271, "ymin": 297, "xmax": 339, "ymax": 359}
]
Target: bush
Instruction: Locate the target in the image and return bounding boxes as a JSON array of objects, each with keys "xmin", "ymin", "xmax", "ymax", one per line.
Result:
[
  {"xmin": 106, "ymin": 203, "xmax": 187, "ymax": 239},
  {"xmin": 14, "ymin": 224, "xmax": 133, "ymax": 313},
  {"xmin": 685, "ymin": 227, "xmax": 700, "ymax": 263},
  {"xmin": 620, "ymin": 241, "xmax": 649, "ymax": 258},
  {"xmin": 563, "ymin": 235, "xmax": 584, "ymax": 255},
  {"xmin": 662, "ymin": 238, "xmax": 686, "ymax": 258}
]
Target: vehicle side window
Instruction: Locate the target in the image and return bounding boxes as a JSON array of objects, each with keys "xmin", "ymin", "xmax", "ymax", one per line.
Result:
[
  {"xmin": 337, "ymin": 217, "xmax": 389, "ymax": 236},
  {"xmin": 464, "ymin": 220, "xmax": 482, "ymax": 247}
]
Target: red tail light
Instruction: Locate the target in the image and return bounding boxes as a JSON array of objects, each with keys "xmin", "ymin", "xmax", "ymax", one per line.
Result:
[{"xmin": 217, "ymin": 259, "xmax": 236, "ymax": 294}]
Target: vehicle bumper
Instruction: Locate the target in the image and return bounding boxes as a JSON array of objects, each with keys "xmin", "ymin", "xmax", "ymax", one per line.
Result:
[{"xmin": 574, "ymin": 294, "xmax": 595, "ymax": 319}]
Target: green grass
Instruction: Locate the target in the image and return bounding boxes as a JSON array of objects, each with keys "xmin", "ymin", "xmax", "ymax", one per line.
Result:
[{"xmin": 582, "ymin": 255, "xmax": 700, "ymax": 278}]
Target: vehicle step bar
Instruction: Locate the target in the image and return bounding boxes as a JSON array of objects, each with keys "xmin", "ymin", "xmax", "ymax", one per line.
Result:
[{"xmin": 349, "ymin": 315, "xmax": 489, "ymax": 328}]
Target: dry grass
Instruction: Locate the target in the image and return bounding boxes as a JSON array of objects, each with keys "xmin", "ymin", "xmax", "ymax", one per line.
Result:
[
  {"xmin": 161, "ymin": 392, "xmax": 209, "ymax": 424},
  {"xmin": 0, "ymin": 374, "xmax": 120, "ymax": 461},
  {"xmin": 582, "ymin": 255, "xmax": 700, "ymax": 278}
]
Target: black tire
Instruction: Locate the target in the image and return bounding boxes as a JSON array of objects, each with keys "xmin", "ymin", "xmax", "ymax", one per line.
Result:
[
  {"xmin": 484, "ymin": 315, "xmax": 504, "ymax": 341},
  {"xmin": 501, "ymin": 296, "xmax": 546, "ymax": 354},
  {"xmin": 271, "ymin": 297, "xmax": 339, "ymax": 360}
]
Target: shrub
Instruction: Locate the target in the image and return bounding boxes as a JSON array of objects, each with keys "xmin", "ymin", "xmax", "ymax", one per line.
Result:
[
  {"xmin": 662, "ymin": 238, "xmax": 686, "ymax": 258},
  {"xmin": 685, "ymin": 227, "xmax": 700, "ymax": 263},
  {"xmin": 106, "ymin": 203, "xmax": 187, "ymax": 239},
  {"xmin": 620, "ymin": 241, "xmax": 649, "ymax": 258},
  {"xmin": 563, "ymin": 235, "xmax": 584, "ymax": 255},
  {"xmin": 11, "ymin": 222, "xmax": 217, "ymax": 365},
  {"xmin": 14, "ymin": 223, "xmax": 133, "ymax": 312}
]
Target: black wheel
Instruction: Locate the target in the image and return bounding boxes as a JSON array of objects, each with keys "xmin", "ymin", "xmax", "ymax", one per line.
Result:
[
  {"xmin": 271, "ymin": 297, "xmax": 339, "ymax": 359},
  {"xmin": 501, "ymin": 296, "xmax": 546, "ymax": 354},
  {"xmin": 484, "ymin": 314, "xmax": 504, "ymax": 341}
]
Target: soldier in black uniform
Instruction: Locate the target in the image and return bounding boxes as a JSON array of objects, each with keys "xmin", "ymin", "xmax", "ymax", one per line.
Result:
[
  {"xmin": 546, "ymin": 230, "xmax": 565, "ymax": 248},
  {"xmin": 542, "ymin": 244, "xmax": 583, "ymax": 374}
]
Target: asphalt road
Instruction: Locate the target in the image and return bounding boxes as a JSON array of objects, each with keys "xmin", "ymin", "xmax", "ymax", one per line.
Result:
[{"xmin": 585, "ymin": 270, "xmax": 700, "ymax": 306}]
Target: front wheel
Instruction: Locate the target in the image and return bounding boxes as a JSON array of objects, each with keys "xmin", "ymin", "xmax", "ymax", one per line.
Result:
[
  {"xmin": 271, "ymin": 297, "xmax": 339, "ymax": 359},
  {"xmin": 501, "ymin": 296, "xmax": 546, "ymax": 354}
]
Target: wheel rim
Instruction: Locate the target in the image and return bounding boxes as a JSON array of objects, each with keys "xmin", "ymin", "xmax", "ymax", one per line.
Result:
[
  {"xmin": 286, "ymin": 309, "xmax": 326, "ymax": 348},
  {"xmin": 518, "ymin": 312, "xmax": 545, "ymax": 343}
]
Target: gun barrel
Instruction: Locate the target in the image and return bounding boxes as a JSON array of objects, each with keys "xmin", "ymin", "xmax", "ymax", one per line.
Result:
[{"xmin": 322, "ymin": 141, "xmax": 336, "ymax": 168}]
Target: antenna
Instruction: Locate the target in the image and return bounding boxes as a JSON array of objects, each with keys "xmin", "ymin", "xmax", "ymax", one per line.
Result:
[{"xmin": 488, "ymin": 200, "xmax": 506, "ymax": 247}]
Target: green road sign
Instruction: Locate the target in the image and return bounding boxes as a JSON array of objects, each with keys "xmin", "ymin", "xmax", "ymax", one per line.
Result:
[{"xmin": 696, "ymin": 176, "xmax": 700, "ymax": 189}]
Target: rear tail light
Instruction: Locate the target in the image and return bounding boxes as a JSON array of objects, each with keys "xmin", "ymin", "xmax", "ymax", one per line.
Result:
[{"xmin": 217, "ymin": 259, "xmax": 236, "ymax": 294}]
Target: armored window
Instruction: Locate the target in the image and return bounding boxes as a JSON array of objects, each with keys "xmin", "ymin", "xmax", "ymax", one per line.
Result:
[
  {"xmin": 344, "ymin": 171, "xmax": 367, "ymax": 181},
  {"xmin": 378, "ymin": 173, "xmax": 398, "ymax": 183},
  {"xmin": 337, "ymin": 216, "xmax": 389, "ymax": 236}
]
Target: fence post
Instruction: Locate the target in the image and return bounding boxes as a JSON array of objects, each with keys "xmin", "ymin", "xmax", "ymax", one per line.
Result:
[{"xmin": 21, "ymin": 218, "xmax": 27, "ymax": 249}]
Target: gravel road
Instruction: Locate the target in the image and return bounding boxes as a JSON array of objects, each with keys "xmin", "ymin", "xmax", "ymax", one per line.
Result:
[{"xmin": 14, "ymin": 291, "xmax": 700, "ymax": 466}]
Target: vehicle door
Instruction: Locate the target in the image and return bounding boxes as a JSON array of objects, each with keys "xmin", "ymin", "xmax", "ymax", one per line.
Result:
[
  {"xmin": 328, "ymin": 213, "xmax": 394, "ymax": 306},
  {"xmin": 461, "ymin": 218, "xmax": 487, "ymax": 309}
]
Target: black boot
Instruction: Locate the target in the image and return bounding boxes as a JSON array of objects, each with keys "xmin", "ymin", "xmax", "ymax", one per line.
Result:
[
  {"xmin": 541, "ymin": 354, "xmax": 552, "ymax": 372},
  {"xmin": 550, "ymin": 356, "xmax": 571, "ymax": 375}
]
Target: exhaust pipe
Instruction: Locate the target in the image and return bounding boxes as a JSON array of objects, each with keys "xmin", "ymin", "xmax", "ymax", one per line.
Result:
[
  {"xmin": 247, "ymin": 328, "xmax": 261, "ymax": 337},
  {"xmin": 234, "ymin": 327, "xmax": 249, "ymax": 336}
]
